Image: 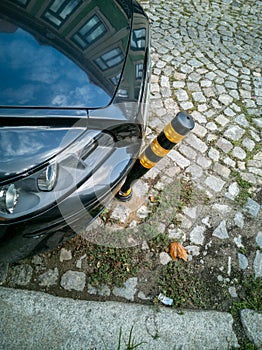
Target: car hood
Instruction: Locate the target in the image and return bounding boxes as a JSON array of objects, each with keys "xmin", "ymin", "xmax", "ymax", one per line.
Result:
[
  {"xmin": 0, "ymin": 0, "xmax": 132, "ymax": 109},
  {"xmin": 0, "ymin": 113, "xmax": 88, "ymax": 183}
]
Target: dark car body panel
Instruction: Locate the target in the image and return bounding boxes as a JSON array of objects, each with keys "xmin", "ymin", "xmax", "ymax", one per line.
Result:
[{"xmin": 0, "ymin": 0, "xmax": 150, "ymax": 262}]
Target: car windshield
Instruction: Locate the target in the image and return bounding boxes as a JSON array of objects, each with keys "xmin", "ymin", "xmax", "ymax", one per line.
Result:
[
  {"xmin": 0, "ymin": 0, "xmax": 131, "ymax": 109},
  {"xmin": 0, "ymin": 25, "xmax": 110, "ymax": 108}
]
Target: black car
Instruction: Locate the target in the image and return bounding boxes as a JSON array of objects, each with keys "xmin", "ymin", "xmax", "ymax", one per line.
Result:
[{"xmin": 0, "ymin": 0, "xmax": 151, "ymax": 262}]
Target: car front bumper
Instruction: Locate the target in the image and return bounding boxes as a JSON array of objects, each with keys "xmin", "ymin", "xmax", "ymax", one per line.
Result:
[{"xmin": 0, "ymin": 141, "xmax": 141, "ymax": 262}]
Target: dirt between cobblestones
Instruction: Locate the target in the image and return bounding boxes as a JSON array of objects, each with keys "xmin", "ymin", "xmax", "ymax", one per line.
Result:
[{"xmin": 2, "ymin": 184, "xmax": 261, "ymax": 310}]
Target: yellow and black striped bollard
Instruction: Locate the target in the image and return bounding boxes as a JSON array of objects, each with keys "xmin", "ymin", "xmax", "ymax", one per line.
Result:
[{"xmin": 116, "ymin": 111, "xmax": 195, "ymax": 201}]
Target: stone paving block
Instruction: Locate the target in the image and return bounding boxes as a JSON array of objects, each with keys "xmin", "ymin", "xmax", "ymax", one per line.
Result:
[
  {"xmin": 218, "ymin": 94, "xmax": 233, "ymax": 105},
  {"xmin": 197, "ymin": 155, "xmax": 212, "ymax": 169},
  {"xmin": 187, "ymin": 82, "xmax": 201, "ymax": 91},
  {"xmin": 253, "ymin": 251, "xmax": 262, "ymax": 279},
  {"xmin": 242, "ymin": 138, "xmax": 255, "ymax": 151},
  {"xmin": 238, "ymin": 253, "xmax": 249, "ymax": 270},
  {"xmin": 186, "ymin": 134, "xmax": 208, "ymax": 153},
  {"xmin": 224, "ymin": 125, "xmax": 245, "ymax": 141},
  {"xmin": 213, "ymin": 220, "xmax": 229, "ymax": 240},
  {"xmin": 241, "ymin": 309, "xmax": 262, "ymax": 349},
  {"xmin": 111, "ymin": 204, "xmax": 132, "ymax": 223},
  {"xmin": 159, "ymin": 252, "xmax": 172, "ymax": 265},
  {"xmin": 205, "ymin": 176, "xmax": 226, "ymax": 192},
  {"xmin": 168, "ymin": 150, "xmax": 190, "ymax": 169},
  {"xmin": 0, "ymin": 263, "xmax": 9, "ymax": 284},
  {"xmin": 215, "ymin": 114, "xmax": 230, "ymax": 126},
  {"xmin": 243, "ymin": 198, "xmax": 261, "ymax": 218},
  {"xmin": 192, "ymin": 91, "xmax": 206, "ymax": 102},
  {"xmin": 213, "ymin": 163, "xmax": 231, "ymax": 178},
  {"xmin": 206, "ymin": 122, "xmax": 217, "ymax": 131},
  {"xmin": 190, "ymin": 226, "xmax": 206, "ymax": 245},
  {"xmin": 59, "ymin": 248, "xmax": 72, "ymax": 262},
  {"xmin": 112, "ymin": 277, "xmax": 137, "ymax": 301},
  {"xmin": 208, "ymin": 147, "xmax": 220, "ymax": 162},
  {"xmin": 180, "ymin": 101, "xmax": 194, "ymax": 110},
  {"xmin": 192, "ymin": 123, "xmax": 207, "ymax": 137},
  {"xmin": 186, "ymin": 164, "xmax": 203, "ymax": 179},
  {"xmin": 60, "ymin": 271, "xmax": 86, "ymax": 292},
  {"xmin": 216, "ymin": 137, "xmax": 233, "ymax": 153},
  {"xmin": 179, "ymin": 144, "xmax": 197, "ymax": 160},
  {"xmin": 225, "ymin": 182, "xmax": 240, "ymax": 200},
  {"xmin": 0, "ymin": 288, "xmax": 240, "ymax": 350},
  {"xmin": 223, "ymin": 156, "xmax": 236, "ymax": 168},
  {"xmin": 256, "ymin": 232, "xmax": 262, "ymax": 249},
  {"xmin": 8, "ymin": 265, "xmax": 33, "ymax": 287},
  {"xmin": 39, "ymin": 268, "xmax": 59, "ymax": 287}
]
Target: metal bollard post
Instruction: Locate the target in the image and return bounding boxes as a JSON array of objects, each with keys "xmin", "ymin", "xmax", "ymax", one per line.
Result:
[{"xmin": 116, "ymin": 111, "xmax": 195, "ymax": 201}]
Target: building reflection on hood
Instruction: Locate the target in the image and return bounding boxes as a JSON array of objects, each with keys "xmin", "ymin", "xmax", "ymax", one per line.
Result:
[{"xmin": 0, "ymin": 0, "xmax": 148, "ymax": 109}]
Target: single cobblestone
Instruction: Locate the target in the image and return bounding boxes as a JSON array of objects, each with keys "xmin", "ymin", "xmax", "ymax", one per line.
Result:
[
  {"xmin": 208, "ymin": 148, "xmax": 220, "ymax": 162},
  {"xmin": 159, "ymin": 252, "xmax": 172, "ymax": 265},
  {"xmin": 232, "ymin": 147, "xmax": 247, "ymax": 160},
  {"xmin": 213, "ymin": 221, "xmax": 229, "ymax": 240},
  {"xmin": 113, "ymin": 277, "xmax": 137, "ymax": 301},
  {"xmin": 238, "ymin": 253, "xmax": 249, "ymax": 270},
  {"xmin": 205, "ymin": 176, "xmax": 226, "ymax": 192},
  {"xmin": 216, "ymin": 138, "xmax": 233, "ymax": 153},
  {"xmin": 241, "ymin": 310, "xmax": 262, "ymax": 349},
  {"xmin": 60, "ymin": 248, "xmax": 72, "ymax": 262},
  {"xmin": 190, "ymin": 226, "xmax": 206, "ymax": 245},
  {"xmin": 218, "ymin": 94, "xmax": 233, "ymax": 105},
  {"xmin": 242, "ymin": 138, "xmax": 255, "ymax": 152},
  {"xmin": 215, "ymin": 115, "xmax": 230, "ymax": 127},
  {"xmin": 243, "ymin": 198, "xmax": 261, "ymax": 218},
  {"xmin": 61, "ymin": 271, "xmax": 86, "ymax": 292},
  {"xmin": 179, "ymin": 144, "xmax": 197, "ymax": 160},
  {"xmin": 192, "ymin": 123, "xmax": 207, "ymax": 137},
  {"xmin": 213, "ymin": 163, "xmax": 231, "ymax": 178},
  {"xmin": 256, "ymin": 232, "xmax": 262, "ymax": 249},
  {"xmin": 39, "ymin": 268, "xmax": 59, "ymax": 287},
  {"xmin": 8, "ymin": 265, "xmax": 33, "ymax": 286},
  {"xmin": 186, "ymin": 134, "xmax": 208, "ymax": 153},
  {"xmin": 225, "ymin": 182, "xmax": 240, "ymax": 201},
  {"xmin": 253, "ymin": 251, "xmax": 262, "ymax": 279},
  {"xmin": 224, "ymin": 126, "xmax": 245, "ymax": 141},
  {"xmin": 197, "ymin": 156, "xmax": 212, "ymax": 169},
  {"xmin": 0, "ymin": 263, "xmax": 9, "ymax": 284},
  {"xmin": 168, "ymin": 150, "xmax": 190, "ymax": 169},
  {"xmin": 111, "ymin": 204, "xmax": 132, "ymax": 223}
]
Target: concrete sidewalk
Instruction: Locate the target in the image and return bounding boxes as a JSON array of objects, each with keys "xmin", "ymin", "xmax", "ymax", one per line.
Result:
[{"xmin": 0, "ymin": 287, "xmax": 240, "ymax": 350}]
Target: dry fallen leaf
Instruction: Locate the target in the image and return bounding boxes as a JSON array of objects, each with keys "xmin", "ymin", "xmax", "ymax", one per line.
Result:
[
  {"xmin": 169, "ymin": 242, "xmax": 188, "ymax": 261},
  {"xmin": 149, "ymin": 195, "xmax": 155, "ymax": 203}
]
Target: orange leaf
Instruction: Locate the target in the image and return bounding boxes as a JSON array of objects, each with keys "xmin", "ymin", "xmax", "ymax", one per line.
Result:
[
  {"xmin": 149, "ymin": 195, "xmax": 155, "ymax": 203},
  {"xmin": 169, "ymin": 242, "xmax": 188, "ymax": 262}
]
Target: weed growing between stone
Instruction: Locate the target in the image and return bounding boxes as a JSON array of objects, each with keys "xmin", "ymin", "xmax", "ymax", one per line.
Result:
[
  {"xmin": 230, "ymin": 275, "xmax": 262, "ymax": 350},
  {"xmin": 230, "ymin": 170, "xmax": 253, "ymax": 205},
  {"xmin": 231, "ymin": 275, "xmax": 262, "ymax": 316},
  {"xmin": 102, "ymin": 326, "xmax": 146, "ymax": 350},
  {"xmin": 158, "ymin": 261, "xmax": 211, "ymax": 309},
  {"xmin": 82, "ymin": 243, "xmax": 141, "ymax": 288}
]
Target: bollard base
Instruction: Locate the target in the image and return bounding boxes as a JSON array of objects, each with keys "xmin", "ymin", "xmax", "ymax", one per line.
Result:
[{"xmin": 115, "ymin": 188, "xmax": 133, "ymax": 202}]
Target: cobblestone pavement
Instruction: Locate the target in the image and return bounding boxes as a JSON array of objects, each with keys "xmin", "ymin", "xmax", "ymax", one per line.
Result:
[{"xmin": 1, "ymin": 0, "xmax": 261, "ymax": 348}]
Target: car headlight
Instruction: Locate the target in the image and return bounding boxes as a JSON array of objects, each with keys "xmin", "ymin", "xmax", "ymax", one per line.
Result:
[
  {"xmin": 0, "ymin": 184, "xmax": 19, "ymax": 214},
  {"xmin": 38, "ymin": 163, "xmax": 58, "ymax": 191},
  {"xmin": 0, "ymin": 130, "xmax": 114, "ymax": 221}
]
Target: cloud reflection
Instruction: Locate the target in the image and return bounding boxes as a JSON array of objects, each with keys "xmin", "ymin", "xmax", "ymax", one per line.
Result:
[{"xmin": 0, "ymin": 27, "xmax": 110, "ymax": 107}]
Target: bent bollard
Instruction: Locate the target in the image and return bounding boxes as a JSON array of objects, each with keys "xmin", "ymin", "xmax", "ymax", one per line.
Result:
[{"xmin": 116, "ymin": 111, "xmax": 195, "ymax": 201}]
